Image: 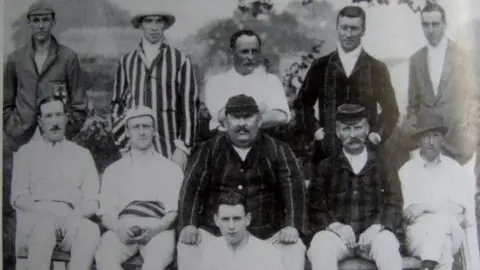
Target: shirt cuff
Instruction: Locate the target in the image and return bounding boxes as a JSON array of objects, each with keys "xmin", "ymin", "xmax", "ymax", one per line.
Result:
[{"xmin": 174, "ymin": 140, "xmax": 191, "ymax": 155}]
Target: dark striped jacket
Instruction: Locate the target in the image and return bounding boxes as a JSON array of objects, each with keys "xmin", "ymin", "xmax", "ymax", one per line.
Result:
[
  {"xmin": 308, "ymin": 148, "xmax": 403, "ymax": 238},
  {"xmin": 111, "ymin": 41, "xmax": 199, "ymax": 158},
  {"xmin": 178, "ymin": 133, "xmax": 307, "ymax": 240}
]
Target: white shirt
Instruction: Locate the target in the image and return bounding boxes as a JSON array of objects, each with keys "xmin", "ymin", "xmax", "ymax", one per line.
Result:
[
  {"xmin": 398, "ymin": 152, "xmax": 470, "ymax": 211},
  {"xmin": 427, "ymin": 37, "xmax": 448, "ymax": 95},
  {"xmin": 343, "ymin": 147, "xmax": 368, "ymax": 174},
  {"xmin": 11, "ymin": 138, "xmax": 100, "ymax": 209},
  {"xmin": 99, "ymin": 150, "xmax": 183, "ymax": 219},
  {"xmin": 204, "ymin": 67, "xmax": 291, "ymax": 130},
  {"xmin": 200, "ymin": 234, "xmax": 283, "ymax": 270},
  {"xmin": 337, "ymin": 43, "xmax": 362, "ymax": 77},
  {"xmin": 142, "ymin": 38, "xmax": 162, "ymax": 68},
  {"xmin": 233, "ymin": 146, "xmax": 251, "ymax": 161}
]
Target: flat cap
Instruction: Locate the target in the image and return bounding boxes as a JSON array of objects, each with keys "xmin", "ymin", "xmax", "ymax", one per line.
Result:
[
  {"xmin": 124, "ymin": 106, "xmax": 156, "ymax": 125},
  {"xmin": 336, "ymin": 103, "xmax": 367, "ymax": 124},
  {"xmin": 131, "ymin": 8, "xmax": 176, "ymax": 29},
  {"xmin": 26, "ymin": 1, "xmax": 55, "ymax": 18},
  {"xmin": 225, "ymin": 94, "xmax": 259, "ymax": 117}
]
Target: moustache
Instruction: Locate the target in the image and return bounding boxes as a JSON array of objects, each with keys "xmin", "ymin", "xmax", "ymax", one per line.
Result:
[
  {"xmin": 346, "ymin": 137, "xmax": 363, "ymax": 145},
  {"xmin": 234, "ymin": 126, "xmax": 250, "ymax": 133},
  {"xmin": 50, "ymin": 125, "xmax": 61, "ymax": 131}
]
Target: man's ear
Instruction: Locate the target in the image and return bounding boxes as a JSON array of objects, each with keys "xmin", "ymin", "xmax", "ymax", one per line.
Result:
[
  {"xmin": 245, "ymin": 212, "xmax": 252, "ymax": 227},
  {"xmin": 214, "ymin": 213, "xmax": 220, "ymax": 228}
]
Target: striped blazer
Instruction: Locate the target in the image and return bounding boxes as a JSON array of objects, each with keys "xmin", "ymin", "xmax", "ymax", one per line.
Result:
[{"xmin": 111, "ymin": 41, "xmax": 199, "ymax": 158}]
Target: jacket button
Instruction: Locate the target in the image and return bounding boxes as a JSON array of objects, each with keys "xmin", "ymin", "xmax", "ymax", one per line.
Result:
[
  {"xmin": 240, "ymin": 169, "xmax": 244, "ymax": 173},
  {"xmin": 238, "ymin": 185, "xmax": 243, "ymax": 190}
]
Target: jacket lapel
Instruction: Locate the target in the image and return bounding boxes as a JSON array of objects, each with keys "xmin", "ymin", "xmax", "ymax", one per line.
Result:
[
  {"xmin": 350, "ymin": 50, "xmax": 367, "ymax": 76},
  {"xmin": 24, "ymin": 40, "xmax": 40, "ymax": 78},
  {"xmin": 332, "ymin": 51, "xmax": 347, "ymax": 76},
  {"xmin": 436, "ymin": 41, "xmax": 454, "ymax": 98},
  {"xmin": 38, "ymin": 37, "xmax": 59, "ymax": 78},
  {"xmin": 418, "ymin": 47, "xmax": 438, "ymax": 103}
]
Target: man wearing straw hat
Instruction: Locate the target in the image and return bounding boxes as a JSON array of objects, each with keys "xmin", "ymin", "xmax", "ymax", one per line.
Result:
[
  {"xmin": 111, "ymin": 6, "xmax": 199, "ymax": 171},
  {"xmin": 3, "ymin": 1, "xmax": 87, "ymax": 151},
  {"xmin": 399, "ymin": 113, "xmax": 479, "ymax": 270}
]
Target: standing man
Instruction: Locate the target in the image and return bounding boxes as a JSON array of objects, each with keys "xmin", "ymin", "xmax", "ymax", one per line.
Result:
[
  {"xmin": 111, "ymin": 7, "xmax": 199, "ymax": 170},
  {"xmin": 399, "ymin": 113, "xmax": 477, "ymax": 270},
  {"xmin": 3, "ymin": 1, "xmax": 87, "ymax": 151},
  {"xmin": 406, "ymin": 3, "xmax": 479, "ymax": 168},
  {"xmin": 11, "ymin": 96, "xmax": 100, "ymax": 270},
  {"xmin": 204, "ymin": 29, "xmax": 291, "ymax": 132},
  {"xmin": 96, "ymin": 106, "xmax": 183, "ymax": 270},
  {"xmin": 200, "ymin": 192, "xmax": 283, "ymax": 270},
  {"xmin": 177, "ymin": 94, "xmax": 307, "ymax": 270},
  {"xmin": 294, "ymin": 6, "xmax": 399, "ymax": 163},
  {"xmin": 307, "ymin": 104, "xmax": 403, "ymax": 270}
]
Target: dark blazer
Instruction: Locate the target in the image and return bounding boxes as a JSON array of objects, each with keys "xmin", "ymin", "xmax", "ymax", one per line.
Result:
[
  {"xmin": 295, "ymin": 49, "xmax": 399, "ymax": 162},
  {"xmin": 3, "ymin": 36, "xmax": 86, "ymax": 150},
  {"xmin": 407, "ymin": 40, "xmax": 479, "ymax": 165}
]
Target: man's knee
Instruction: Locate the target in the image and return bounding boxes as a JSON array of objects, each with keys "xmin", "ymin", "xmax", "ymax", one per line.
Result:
[
  {"xmin": 75, "ymin": 219, "xmax": 100, "ymax": 245},
  {"xmin": 371, "ymin": 230, "xmax": 400, "ymax": 257},
  {"xmin": 95, "ymin": 232, "xmax": 122, "ymax": 265},
  {"xmin": 308, "ymin": 230, "xmax": 341, "ymax": 255},
  {"xmin": 142, "ymin": 230, "xmax": 175, "ymax": 269},
  {"xmin": 28, "ymin": 216, "xmax": 57, "ymax": 244}
]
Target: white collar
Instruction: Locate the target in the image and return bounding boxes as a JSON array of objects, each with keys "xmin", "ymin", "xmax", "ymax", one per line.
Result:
[
  {"xmin": 337, "ymin": 43, "xmax": 363, "ymax": 60},
  {"xmin": 41, "ymin": 137, "xmax": 65, "ymax": 149},
  {"xmin": 427, "ymin": 37, "xmax": 448, "ymax": 54},
  {"xmin": 142, "ymin": 38, "xmax": 162, "ymax": 51},
  {"xmin": 419, "ymin": 152, "xmax": 443, "ymax": 168},
  {"xmin": 229, "ymin": 66, "xmax": 265, "ymax": 78},
  {"xmin": 343, "ymin": 146, "xmax": 368, "ymax": 161},
  {"xmin": 226, "ymin": 232, "xmax": 250, "ymax": 253}
]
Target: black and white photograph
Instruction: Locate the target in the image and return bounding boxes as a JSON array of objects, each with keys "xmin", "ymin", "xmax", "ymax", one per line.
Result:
[{"xmin": 2, "ymin": 0, "xmax": 480, "ymax": 269}]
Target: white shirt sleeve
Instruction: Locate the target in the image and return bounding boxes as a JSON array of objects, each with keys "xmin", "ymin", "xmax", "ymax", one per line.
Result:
[
  {"xmin": 204, "ymin": 76, "xmax": 223, "ymax": 131},
  {"xmin": 160, "ymin": 164, "xmax": 184, "ymax": 213},
  {"xmin": 98, "ymin": 165, "xmax": 121, "ymax": 217},
  {"xmin": 265, "ymin": 75, "xmax": 291, "ymax": 122},
  {"xmin": 398, "ymin": 165, "xmax": 417, "ymax": 210},
  {"xmin": 10, "ymin": 147, "xmax": 32, "ymax": 208}
]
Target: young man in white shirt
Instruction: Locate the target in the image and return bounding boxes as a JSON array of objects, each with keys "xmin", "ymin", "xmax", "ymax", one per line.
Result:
[
  {"xmin": 204, "ymin": 29, "xmax": 291, "ymax": 132},
  {"xmin": 200, "ymin": 191, "xmax": 283, "ymax": 270},
  {"xmin": 11, "ymin": 96, "xmax": 100, "ymax": 270},
  {"xmin": 95, "ymin": 106, "xmax": 184, "ymax": 270},
  {"xmin": 399, "ymin": 113, "xmax": 477, "ymax": 270}
]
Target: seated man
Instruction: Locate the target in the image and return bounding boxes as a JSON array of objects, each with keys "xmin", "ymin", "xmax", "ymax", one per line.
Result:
[
  {"xmin": 200, "ymin": 191, "xmax": 283, "ymax": 270},
  {"xmin": 95, "ymin": 106, "xmax": 184, "ymax": 270},
  {"xmin": 11, "ymin": 96, "xmax": 100, "ymax": 270},
  {"xmin": 307, "ymin": 104, "xmax": 403, "ymax": 270},
  {"xmin": 177, "ymin": 94, "xmax": 307, "ymax": 270},
  {"xmin": 399, "ymin": 113, "xmax": 473, "ymax": 270}
]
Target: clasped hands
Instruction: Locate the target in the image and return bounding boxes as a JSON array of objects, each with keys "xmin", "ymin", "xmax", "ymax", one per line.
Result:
[
  {"xmin": 328, "ymin": 222, "xmax": 383, "ymax": 250},
  {"xmin": 113, "ymin": 225, "xmax": 156, "ymax": 245}
]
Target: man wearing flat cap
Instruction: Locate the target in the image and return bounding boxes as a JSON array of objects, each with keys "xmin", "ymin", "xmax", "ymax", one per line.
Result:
[
  {"xmin": 307, "ymin": 103, "xmax": 403, "ymax": 270},
  {"xmin": 399, "ymin": 113, "xmax": 479, "ymax": 270},
  {"xmin": 96, "ymin": 106, "xmax": 183, "ymax": 270},
  {"xmin": 111, "ymin": 7, "xmax": 199, "ymax": 171},
  {"xmin": 177, "ymin": 94, "xmax": 307, "ymax": 270},
  {"xmin": 4, "ymin": 1, "xmax": 87, "ymax": 151}
]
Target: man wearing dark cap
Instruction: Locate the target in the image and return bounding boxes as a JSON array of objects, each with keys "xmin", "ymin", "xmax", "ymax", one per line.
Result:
[
  {"xmin": 399, "ymin": 113, "xmax": 479, "ymax": 270},
  {"xmin": 4, "ymin": 1, "xmax": 87, "ymax": 151},
  {"xmin": 294, "ymin": 5, "xmax": 399, "ymax": 164},
  {"xmin": 307, "ymin": 103, "xmax": 403, "ymax": 270},
  {"xmin": 111, "ymin": 7, "xmax": 199, "ymax": 171},
  {"xmin": 177, "ymin": 94, "xmax": 307, "ymax": 270}
]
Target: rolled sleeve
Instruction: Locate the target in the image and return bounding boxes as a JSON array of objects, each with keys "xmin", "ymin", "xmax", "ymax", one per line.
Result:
[
  {"xmin": 10, "ymin": 148, "xmax": 31, "ymax": 208},
  {"xmin": 161, "ymin": 165, "xmax": 184, "ymax": 213},
  {"xmin": 99, "ymin": 166, "xmax": 121, "ymax": 217},
  {"xmin": 266, "ymin": 75, "xmax": 291, "ymax": 121},
  {"xmin": 80, "ymin": 150, "xmax": 100, "ymax": 207}
]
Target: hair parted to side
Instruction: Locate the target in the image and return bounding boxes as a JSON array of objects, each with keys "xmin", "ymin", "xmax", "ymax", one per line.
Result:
[
  {"xmin": 421, "ymin": 3, "xmax": 446, "ymax": 23},
  {"xmin": 229, "ymin": 29, "xmax": 263, "ymax": 50},
  {"xmin": 215, "ymin": 191, "xmax": 249, "ymax": 214},
  {"xmin": 37, "ymin": 95, "xmax": 66, "ymax": 117},
  {"xmin": 336, "ymin": 6, "xmax": 366, "ymax": 28}
]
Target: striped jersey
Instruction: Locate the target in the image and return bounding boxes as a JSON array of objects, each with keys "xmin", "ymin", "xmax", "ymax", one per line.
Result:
[{"xmin": 111, "ymin": 40, "xmax": 199, "ymax": 158}]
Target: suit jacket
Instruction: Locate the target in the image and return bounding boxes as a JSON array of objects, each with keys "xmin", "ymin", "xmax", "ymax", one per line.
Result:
[
  {"xmin": 3, "ymin": 36, "xmax": 86, "ymax": 151},
  {"xmin": 407, "ymin": 40, "xmax": 479, "ymax": 165},
  {"xmin": 295, "ymin": 49, "xmax": 399, "ymax": 161}
]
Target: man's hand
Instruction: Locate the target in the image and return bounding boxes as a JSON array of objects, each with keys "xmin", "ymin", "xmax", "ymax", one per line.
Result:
[
  {"xmin": 358, "ymin": 224, "xmax": 382, "ymax": 251},
  {"xmin": 314, "ymin": 128, "xmax": 325, "ymax": 141},
  {"xmin": 368, "ymin": 132, "xmax": 382, "ymax": 145},
  {"xmin": 179, "ymin": 225, "xmax": 200, "ymax": 245},
  {"xmin": 113, "ymin": 225, "xmax": 135, "ymax": 245},
  {"xmin": 258, "ymin": 102, "xmax": 268, "ymax": 115},
  {"xmin": 404, "ymin": 204, "xmax": 426, "ymax": 224},
  {"xmin": 277, "ymin": 226, "xmax": 299, "ymax": 244},
  {"xmin": 130, "ymin": 227, "xmax": 155, "ymax": 245},
  {"xmin": 172, "ymin": 148, "xmax": 188, "ymax": 171},
  {"xmin": 328, "ymin": 222, "xmax": 356, "ymax": 249}
]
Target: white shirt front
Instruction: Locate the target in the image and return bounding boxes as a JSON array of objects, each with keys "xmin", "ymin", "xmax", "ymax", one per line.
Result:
[
  {"xmin": 142, "ymin": 38, "xmax": 162, "ymax": 68},
  {"xmin": 427, "ymin": 37, "xmax": 448, "ymax": 95},
  {"xmin": 233, "ymin": 146, "xmax": 252, "ymax": 161},
  {"xmin": 337, "ymin": 43, "xmax": 362, "ymax": 77},
  {"xmin": 200, "ymin": 234, "xmax": 283, "ymax": 270},
  {"xmin": 398, "ymin": 153, "xmax": 469, "ymax": 211},
  {"xmin": 343, "ymin": 147, "xmax": 368, "ymax": 174},
  {"xmin": 204, "ymin": 67, "xmax": 291, "ymax": 130},
  {"xmin": 99, "ymin": 150, "xmax": 183, "ymax": 219}
]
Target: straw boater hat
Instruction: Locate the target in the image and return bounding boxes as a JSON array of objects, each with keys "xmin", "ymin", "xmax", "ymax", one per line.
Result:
[
  {"xmin": 130, "ymin": 8, "xmax": 176, "ymax": 29},
  {"xmin": 410, "ymin": 113, "xmax": 448, "ymax": 139}
]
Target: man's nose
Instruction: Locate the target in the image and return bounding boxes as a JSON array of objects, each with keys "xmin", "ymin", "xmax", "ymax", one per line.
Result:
[
  {"xmin": 245, "ymin": 51, "xmax": 254, "ymax": 59},
  {"xmin": 228, "ymin": 220, "xmax": 235, "ymax": 230}
]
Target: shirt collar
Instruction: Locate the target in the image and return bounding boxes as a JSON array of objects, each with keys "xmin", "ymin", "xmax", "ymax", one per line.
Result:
[
  {"xmin": 228, "ymin": 66, "xmax": 265, "ymax": 78},
  {"xmin": 419, "ymin": 152, "xmax": 443, "ymax": 168},
  {"xmin": 41, "ymin": 137, "xmax": 66, "ymax": 149},
  {"xmin": 343, "ymin": 146, "xmax": 368, "ymax": 162},
  {"xmin": 337, "ymin": 42, "xmax": 363, "ymax": 61},
  {"xmin": 427, "ymin": 37, "xmax": 448, "ymax": 54}
]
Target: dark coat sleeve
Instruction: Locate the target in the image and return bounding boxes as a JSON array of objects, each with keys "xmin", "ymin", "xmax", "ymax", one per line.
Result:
[{"xmin": 308, "ymin": 158, "xmax": 335, "ymax": 234}]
